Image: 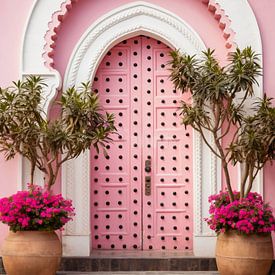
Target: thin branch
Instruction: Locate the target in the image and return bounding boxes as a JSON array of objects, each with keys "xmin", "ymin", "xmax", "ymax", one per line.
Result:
[
  {"xmin": 244, "ymin": 165, "xmax": 255, "ymax": 197},
  {"xmin": 59, "ymin": 154, "xmax": 71, "ymax": 165},
  {"xmin": 198, "ymin": 122, "xmax": 213, "ymax": 132},
  {"xmin": 30, "ymin": 161, "xmax": 35, "ymax": 185},
  {"xmin": 240, "ymin": 162, "xmax": 249, "ymax": 199},
  {"xmin": 213, "ymin": 130, "xmax": 234, "ymax": 201},
  {"xmin": 196, "ymin": 124, "xmax": 222, "ymax": 159},
  {"xmin": 252, "ymin": 166, "xmax": 261, "ymax": 182},
  {"xmin": 224, "ymin": 129, "xmax": 241, "ymax": 159},
  {"xmin": 213, "ymin": 102, "xmax": 221, "ymax": 131},
  {"xmin": 235, "ymin": 90, "xmax": 249, "ymax": 112}
]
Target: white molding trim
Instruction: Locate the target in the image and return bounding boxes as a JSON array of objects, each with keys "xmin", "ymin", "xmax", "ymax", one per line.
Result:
[
  {"xmin": 21, "ymin": 0, "xmax": 63, "ymax": 114},
  {"xmin": 19, "ymin": 73, "xmax": 61, "ymax": 190},
  {"xmin": 214, "ymin": 0, "xmax": 263, "ymax": 198},
  {"xmin": 21, "ymin": 0, "xmax": 263, "ymax": 257},
  {"xmin": 62, "ymin": 235, "xmax": 90, "ymax": 257},
  {"xmin": 20, "ymin": 0, "xmax": 64, "ymax": 190},
  {"xmin": 215, "ymin": 0, "xmax": 262, "ymax": 57},
  {"xmin": 22, "ymin": 0, "xmax": 63, "ymax": 73}
]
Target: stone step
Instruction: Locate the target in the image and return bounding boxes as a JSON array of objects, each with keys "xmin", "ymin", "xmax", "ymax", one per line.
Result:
[
  {"xmin": 59, "ymin": 257, "xmax": 217, "ymax": 272},
  {"xmin": 0, "ymin": 255, "xmax": 217, "ymax": 273},
  {"xmin": 1, "ymin": 255, "xmax": 275, "ymax": 274}
]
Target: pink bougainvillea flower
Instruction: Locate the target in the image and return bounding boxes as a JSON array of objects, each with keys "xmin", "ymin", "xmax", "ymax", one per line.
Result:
[
  {"xmin": 0, "ymin": 184, "xmax": 75, "ymax": 232},
  {"xmin": 206, "ymin": 191, "xmax": 275, "ymax": 235}
]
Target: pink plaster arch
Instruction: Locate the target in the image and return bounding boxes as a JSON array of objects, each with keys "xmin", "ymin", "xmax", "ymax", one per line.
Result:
[
  {"xmin": 42, "ymin": 0, "xmax": 235, "ymax": 70},
  {"xmin": 202, "ymin": 0, "xmax": 235, "ymax": 49},
  {"xmin": 43, "ymin": 0, "xmax": 78, "ymax": 68}
]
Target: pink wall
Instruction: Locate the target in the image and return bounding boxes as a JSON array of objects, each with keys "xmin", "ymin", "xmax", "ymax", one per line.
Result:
[
  {"xmin": 0, "ymin": 0, "xmax": 34, "ymax": 86},
  {"xmin": 248, "ymin": 0, "xmax": 275, "ymax": 208},
  {"xmin": 0, "ymin": 0, "xmax": 34, "ymax": 189},
  {"xmin": 0, "ymin": 0, "xmax": 34, "ymax": 246},
  {"xmin": 0, "ymin": 0, "xmax": 274, "ymax": 249},
  {"xmin": 53, "ymin": 0, "xmax": 229, "ymax": 77}
]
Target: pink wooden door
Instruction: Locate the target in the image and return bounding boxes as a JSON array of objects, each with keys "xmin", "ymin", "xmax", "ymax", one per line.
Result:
[{"xmin": 91, "ymin": 36, "xmax": 193, "ymax": 251}]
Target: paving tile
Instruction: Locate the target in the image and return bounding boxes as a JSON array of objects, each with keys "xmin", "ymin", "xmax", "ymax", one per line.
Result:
[
  {"xmin": 91, "ymin": 259, "xmax": 100, "ymax": 271},
  {"xmin": 208, "ymin": 259, "xmax": 217, "ymax": 271},
  {"xmin": 186, "ymin": 259, "xmax": 200, "ymax": 271},
  {"xmin": 199, "ymin": 259, "xmax": 210, "ymax": 271},
  {"xmin": 169, "ymin": 259, "xmax": 188, "ymax": 271},
  {"xmin": 56, "ymin": 272, "xmax": 220, "ymax": 275},
  {"xmin": 110, "ymin": 259, "xmax": 120, "ymax": 271},
  {"xmin": 98, "ymin": 259, "xmax": 111, "ymax": 271},
  {"xmin": 137, "ymin": 259, "xmax": 160, "ymax": 271}
]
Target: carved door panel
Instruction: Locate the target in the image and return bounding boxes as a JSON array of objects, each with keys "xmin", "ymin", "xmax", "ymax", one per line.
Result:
[
  {"xmin": 91, "ymin": 36, "xmax": 193, "ymax": 251},
  {"xmin": 141, "ymin": 37, "xmax": 193, "ymax": 251}
]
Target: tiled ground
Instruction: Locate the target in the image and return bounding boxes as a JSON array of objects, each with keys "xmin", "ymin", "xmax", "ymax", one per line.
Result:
[
  {"xmin": 1, "ymin": 253, "xmax": 275, "ymax": 274},
  {"xmin": 56, "ymin": 251, "xmax": 217, "ymax": 272},
  {"xmin": 56, "ymin": 272, "xmax": 219, "ymax": 275},
  {"xmin": 59, "ymin": 257, "xmax": 217, "ymax": 272}
]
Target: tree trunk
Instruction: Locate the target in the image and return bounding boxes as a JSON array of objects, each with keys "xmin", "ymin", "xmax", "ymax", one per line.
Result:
[{"xmin": 30, "ymin": 161, "xmax": 35, "ymax": 186}]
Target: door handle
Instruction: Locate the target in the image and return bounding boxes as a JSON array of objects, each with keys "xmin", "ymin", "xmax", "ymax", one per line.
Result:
[
  {"xmin": 145, "ymin": 159, "xmax": 151, "ymax": 196},
  {"xmin": 145, "ymin": 159, "xmax": 151, "ymax": 173},
  {"xmin": 145, "ymin": 176, "xmax": 151, "ymax": 196}
]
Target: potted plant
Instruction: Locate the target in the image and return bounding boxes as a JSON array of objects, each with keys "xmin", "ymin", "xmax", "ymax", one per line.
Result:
[
  {"xmin": 169, "ymin": 47, "xmax": 275, "ymax": 275},
  {"xmin": 0, "ymin": 184, "xmax": 74, "ymax": 275},
  {"xmin": 0, "ymin": 76, "xmax": 116, "ymax": 275}
]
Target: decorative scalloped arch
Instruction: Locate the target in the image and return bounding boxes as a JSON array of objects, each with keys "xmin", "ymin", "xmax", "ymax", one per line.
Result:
[
  {"xmin": 203, "ymin": 0, "xmax": 235, "ymax": 49},
  {"xmin": 63, "ymin": 2, "xmax": 207, "ymax": 88},
  {"xmin": 43, "ymin": 0, "xmax": 78, "ymax": 69},
  {"xmin": 43, "ymin": 0, "xmax": 236, "ymax": 69},
  {"xmin": 21, "ymin": 0, "xmax": 263, "ymax": 257}
]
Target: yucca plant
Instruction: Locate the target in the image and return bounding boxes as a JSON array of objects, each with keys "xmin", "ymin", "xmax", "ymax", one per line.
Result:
[
  {"xmin": 0, "ymin": 76, "xmax": 116, "ymax": 190},
  {"xmin": 169, "ymin": 47, "xmax": 274, "ymax": 202}
]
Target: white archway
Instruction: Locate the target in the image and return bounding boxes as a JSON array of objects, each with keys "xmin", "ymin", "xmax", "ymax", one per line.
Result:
[
  {"xmin": 61, "ymin": 1, "xmax": 219, "ymax": 257},
  {"xmin": 21, "ymin": 0, "xmax": 263, "ymax": 257}
]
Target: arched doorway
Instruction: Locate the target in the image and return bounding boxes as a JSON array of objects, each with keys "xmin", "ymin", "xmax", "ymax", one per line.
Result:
[{"xmin": 90, "ymin": 36, "xmax": 193, "ymax": 251}]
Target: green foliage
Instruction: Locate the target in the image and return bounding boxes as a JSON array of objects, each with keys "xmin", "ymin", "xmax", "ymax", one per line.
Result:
[
  {"xmin": 0, "ymin": 76, "xmax": 116, "ymax": 189},
  {"xmin": 229, "ymin": 95, "xmax": 275, "ymax": 166},
  {"xmin": 169, "ymin": 47, "xmax": 274, "ymax": 201}
]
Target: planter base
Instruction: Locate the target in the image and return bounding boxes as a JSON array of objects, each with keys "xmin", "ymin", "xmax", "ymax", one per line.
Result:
[
  {"xmin": 216, "ymin": 231, "xmax": 273, "ymax": 275},
  {"xmin": 1, "ymin": 231, "xmax": 61, "ymax": 275}
]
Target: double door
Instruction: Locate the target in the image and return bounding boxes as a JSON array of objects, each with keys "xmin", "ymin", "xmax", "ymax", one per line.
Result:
[{"xmin": 90, "ymin": 36, "xmax": 192, "ymax": 250}]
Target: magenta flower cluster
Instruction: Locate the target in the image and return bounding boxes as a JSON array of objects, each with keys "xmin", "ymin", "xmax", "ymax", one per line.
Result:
[
  {"xmin": 205, "ymin": 191, "xmax": 275, "ymax": 235},
  {"xmin": 0, "ymin": 184, "xmax": 75, "ymax": 232}
]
